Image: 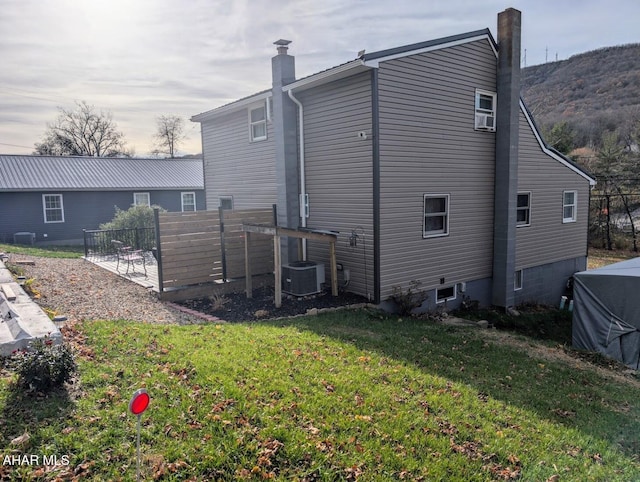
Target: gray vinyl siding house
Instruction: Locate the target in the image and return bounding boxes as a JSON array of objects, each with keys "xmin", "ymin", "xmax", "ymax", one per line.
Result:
[
  {"xmin": 199, "ymin": 91, "xmax": 277, "ymax": 211},
  {"xmin": 0, "ymin": 155, "xmax": 205, "ymax": 245},
  {"xmin": 192, "ymin": 9, "xmax": 595, "ymax": 310}
]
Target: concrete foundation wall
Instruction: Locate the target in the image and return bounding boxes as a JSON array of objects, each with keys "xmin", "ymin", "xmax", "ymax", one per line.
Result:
[{"xmin": 514, "ymin": 256, "xmax": 587, "ymax": 306}]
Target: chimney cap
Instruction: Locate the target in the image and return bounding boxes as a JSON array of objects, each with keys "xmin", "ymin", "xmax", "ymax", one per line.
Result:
[{"xmin": 274, "ymin": 39, "xmax": 292, "ymax": 46}]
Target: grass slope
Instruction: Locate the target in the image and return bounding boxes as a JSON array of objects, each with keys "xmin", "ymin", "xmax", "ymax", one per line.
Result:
[{"xmin": 1, "ymin": 310, "xmax": 638, "ymax": 481}]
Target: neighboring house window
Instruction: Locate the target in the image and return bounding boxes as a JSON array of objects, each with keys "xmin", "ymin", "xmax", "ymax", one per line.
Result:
[
  {"xmin": 219, "ymin": 196, "xmax": 233, "ymax": 210},
  {"xmin": 563, "ymin": 190, "xmax": 577, "ymax": 223},
  {"xmin": 423, "ymin": 194, "xmax": 449, "ymax": 238},
  {"xmin": 42, "ymin": 194, "xmax": 64, "ymax": 223},
  {"xmin": 249, "ymin": 104, "xmax": 267, "ymax": 141},
  {"xmin": 436, "ymin": 285, "xmax": 456, "ymax": 303},
  {"xmin": 181, "ymin": 192, "xmax": 196, "ymax": 212},
  {"xmin": 134, "ymin": 192, "xmax": 150, "ymax": 207},
  {"xmin": 514, "ymin": 270, "xmax": 523, "ymax": 290},
  {"xmin": 475, "ymin": 89, "xmax": 496, "ymax": 131},
  {"xmin": 517, "ymin": 192, "xmax": 531, "ymax": 227}
]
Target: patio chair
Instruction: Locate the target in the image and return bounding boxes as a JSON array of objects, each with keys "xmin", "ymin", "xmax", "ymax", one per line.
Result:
[{"xmin": 111, "ymin": 240, "xmax": 147, "ymax": 277}]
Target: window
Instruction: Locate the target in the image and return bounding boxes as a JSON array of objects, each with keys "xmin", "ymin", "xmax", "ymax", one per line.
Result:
[
  {"xmin": 133, "ymin": 192, "xmax": 150, "ymax": 207},
  {"xmin": 436, "ymin": 285, "xmax": 456, "ymax": 303},
  {"xmin": 219, "ymin": 196, "xmax": 233, "ymax": 210},
  {"xmin": 181, "ymin": 192, "xmax": 196, "ymax": 212},
  {"xmin": 517, "ymin": 192, "xmax": 531, "ymax": 227},
  {"xmin": 475, "ymin": 89, "xmax": 496, "ymax": 131},
  {"xmin": 514, "ymin": 270, "xmax": 523, "ymax": 290},
  {"xmin": 42, "ymin": 194, "xmax": 64, "ymax": 223},
  {"xmin": 249, "ymin": 104, "xmax": 267, "ymax": 141},
  {"xmin": 563, "ymin": 190, "xmax": 577, "ymax": 223},
  {"xmin": 423, "ymin": 194, "xmax": 449, "ymax": 238}
]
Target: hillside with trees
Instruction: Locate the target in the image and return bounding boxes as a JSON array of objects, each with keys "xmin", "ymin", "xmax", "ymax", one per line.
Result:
[
  {"xmin": 522, "ymin": 43, "xmax": 640, "ymax": 252},
  {"xmin": 522, "ymin": 43, "xmax": 640, "ymax": 149}
]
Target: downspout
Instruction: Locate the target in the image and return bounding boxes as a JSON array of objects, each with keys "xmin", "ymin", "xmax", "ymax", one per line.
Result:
[{"xmin": 287, "ymin": 88, "xmax": 307, "ymax": 260}]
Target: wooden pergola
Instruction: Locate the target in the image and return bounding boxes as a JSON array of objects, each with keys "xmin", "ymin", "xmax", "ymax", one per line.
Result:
[{"xmin": 242, "ymin": 224, "xmax": 339, "ymax": 308}]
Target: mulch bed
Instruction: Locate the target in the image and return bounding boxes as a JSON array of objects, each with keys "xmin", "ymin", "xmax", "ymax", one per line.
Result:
[{"xmin": 177, "ymin": 287, "xmax": 368, "ymax": 323}]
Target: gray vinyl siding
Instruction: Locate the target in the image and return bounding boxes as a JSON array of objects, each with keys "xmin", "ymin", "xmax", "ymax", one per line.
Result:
[
  {"xmin": 201, "ymin": 103, "xmax": 277, "ymax": 210},
  {"xmin": 516, "ymin": 112, "xmax": 590, "ymax": 269},
  {"xmin": 0, "ymin": 190, "xmax": 204, "ymax": 244},
  {"xmin": 298, "ymin": 73, "xmax": 375, "ymax": 299},
  {"xmin": 377, "ymin": 40, "xmax": 497, "ymax": 300}
]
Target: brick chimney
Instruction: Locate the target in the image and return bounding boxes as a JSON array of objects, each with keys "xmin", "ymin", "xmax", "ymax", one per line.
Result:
[
  {"xmin": 492, "ymin": 8, "xmax": 521, "ymax": 308},
  {"xmin": 271, "ymin": 39, "xmax": 299, "ymax": 263}
]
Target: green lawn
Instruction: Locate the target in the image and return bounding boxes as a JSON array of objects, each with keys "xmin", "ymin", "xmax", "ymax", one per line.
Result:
[
  {"xmin": 0, "ymin": 243, "xmax": 83, "ymax": 259},
  {"xmin": 1, "ymin": 310, "xmax": 638, "ymax": 481}
]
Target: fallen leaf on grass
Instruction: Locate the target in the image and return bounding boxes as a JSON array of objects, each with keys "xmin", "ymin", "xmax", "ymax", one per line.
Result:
[
  {"xmin": 10, "ymin": 432, "xmax": 30, "ymax": 446},
  {"xmin": 551, "ymin": 408, "xmax": 576, "ymax": 418}
]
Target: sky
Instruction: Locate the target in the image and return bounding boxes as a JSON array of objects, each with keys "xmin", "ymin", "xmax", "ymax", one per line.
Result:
[{"xmin": 1, "ymin": 0, "xmax": 639, "ymax": 157}]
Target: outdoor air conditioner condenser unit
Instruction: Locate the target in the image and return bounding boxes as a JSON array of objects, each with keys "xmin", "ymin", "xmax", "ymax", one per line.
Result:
[{"xmin": 282, "ymin": 261, "xmax": 325, "ymax": 296}]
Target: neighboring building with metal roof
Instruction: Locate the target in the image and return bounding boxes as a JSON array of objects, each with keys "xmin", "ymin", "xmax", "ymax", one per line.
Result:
[{"xmin": 0, "ymin": 155, "xmax": 205, "ymax": 245}]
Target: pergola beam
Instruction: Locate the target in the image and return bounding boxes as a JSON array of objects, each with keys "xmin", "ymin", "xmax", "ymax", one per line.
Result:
[{"xmin": 242, "ymin": 224, "xmax": 339, "ymax": 308}]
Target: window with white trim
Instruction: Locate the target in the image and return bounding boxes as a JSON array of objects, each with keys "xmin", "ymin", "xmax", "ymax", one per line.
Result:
[
  {"xmin": 436, "ymin": 285, "xmax": 456, "ymax": 303},
  {"xmin": 514, "ymin": 270, "xmax": 523, "ymax": 290},
  {"xmin": 133, "ymin": 192, "xmax": 150, "ymax": 207},
  {"xmin": 181, "ymin": 192, "xmax": 196, "ymax": 212},
  {"xmin": 42, "ymin": 194, "xmax": 64, "ymax": 223},
  {"xmin": 249, "ymin": 104, "xmax": 267, "ymax": 141},
  {"xmin": 475, "ymin": 89, "xmax": 496, "ymax": 131},
  {"xmin": 517, "ymin": 192, "xmax": 531, "ymax": 227},
  {"xmin": 563, "ymin": 190, "xmax": 577, "ymax": 223},
  {"xmin": 423, "ymin": 194, "xmax": 449, "ymax": 238}
]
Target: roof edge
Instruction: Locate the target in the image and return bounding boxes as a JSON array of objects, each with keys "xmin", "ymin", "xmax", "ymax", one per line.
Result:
[
  {"xmin": 191, "ymin": 90, "xmax": 272, "ymax": 123},
  {"xmin": 363, "ymin": 28, "xmax": 496, "ymax": 66},
  {"xmin": 519, "ymin": 99, "xmax": 596, "ymax": 186}
]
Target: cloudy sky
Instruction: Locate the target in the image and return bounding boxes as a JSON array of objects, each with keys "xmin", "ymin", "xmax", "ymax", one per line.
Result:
[{"xmin": 1, "ymin": 0, "xmax": 638, "ymax": 157}]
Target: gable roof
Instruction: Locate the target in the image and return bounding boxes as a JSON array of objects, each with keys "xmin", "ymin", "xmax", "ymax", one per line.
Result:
[
  {"xmin": 191, "ymin": 29, "xmax": 495, "ymax": 121},
  {"xmin": 0, "ymin": 155, "xmax": 204, "ymax": 192}
]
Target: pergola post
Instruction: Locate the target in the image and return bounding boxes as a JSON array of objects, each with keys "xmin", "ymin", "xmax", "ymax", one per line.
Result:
[
  {"xmin": 244, "ymin": 232, "xmax": 252, "ymax": 298},
  {"xmin": 329, "ymin": 240, "xmax": 338, "ymax": 296},
  {"xmin": 274, "ymin": 235, "xmax": 282, "ymax": 308}
]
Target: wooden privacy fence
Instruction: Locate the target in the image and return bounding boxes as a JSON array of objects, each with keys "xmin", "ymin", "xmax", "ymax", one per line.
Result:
[{"xmin": 154, "ymin": 207, "xmax": 275, "ymax": 299}]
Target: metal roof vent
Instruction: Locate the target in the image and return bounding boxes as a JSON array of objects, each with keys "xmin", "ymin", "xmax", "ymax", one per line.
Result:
[{"xmin": 274, "ymin": 39, "xmax": 292, "ymax": 55}]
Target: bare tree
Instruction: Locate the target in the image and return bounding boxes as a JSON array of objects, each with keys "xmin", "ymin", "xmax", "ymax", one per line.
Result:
[
  {"xmin": 34, "ymin": 101, "xmax": 129, "ymax": 157},
  {"xmin": 152, "ymin": 115, "xmax": 186, "ymax": 158}
]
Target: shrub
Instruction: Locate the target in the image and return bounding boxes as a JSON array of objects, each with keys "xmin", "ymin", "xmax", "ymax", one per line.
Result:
[
  {"xmin": 99, "ymin": 204, "xmax": 165, "ymax": 231},
  {"xmin": 390, "ymin": 280, "xmax": 428, "ymax": 316},
  {"xmin": 10, "ymin": 337, "xmax": 76, "ymax": 392}
]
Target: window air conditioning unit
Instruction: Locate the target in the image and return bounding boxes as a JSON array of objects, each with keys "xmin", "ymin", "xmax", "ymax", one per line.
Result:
[
  {"xmin": 475, "ymin": 113, "xmax": 495, "ymax": 130},
  {"xmin": 282, "ymin": 261, "xmax": 325, "ymax": 296}
]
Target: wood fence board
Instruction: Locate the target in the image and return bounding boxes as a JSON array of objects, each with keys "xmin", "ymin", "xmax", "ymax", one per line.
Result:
[{"xmin": 158, "ymin": 207, "xmax": 276, "ymax": 291}]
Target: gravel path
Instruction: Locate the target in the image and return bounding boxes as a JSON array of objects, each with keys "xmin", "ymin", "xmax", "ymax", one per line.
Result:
[{"xmin": 7, "ymin": 255, "xmax": 204, "ymax": 325}]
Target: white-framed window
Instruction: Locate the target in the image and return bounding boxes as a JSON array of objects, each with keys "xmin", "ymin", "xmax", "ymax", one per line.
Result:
[
  {"xmin": 436, "ymin": 285, "xmax": 456, "ymax": 304},
  {"xmin": 133, "ymin": 192, "xmax": 150, "ymax": 207},
  {"xmin": 563, "ymin": 190, "xmax": 577, "ymax": 223},
  {"xmin": 423, "ymin": 194, "xmax": 449, "ymax": 238},
  {"xmin": 219, "ymin": 196, "xmax": 233, "ymax": 210},
  {"xmin": 42, "ymin": 194, "xmax": 64, "ymax": 223},
  {"xmin": 474, "ymin": 89, "xmax": 496, "ymax": 131},
  {"xmin": 181, "ymin": 192, "xmax": 196, "ymax": 212},
  {"xmin": 514, "ymin": 269, "xmax": 523, "ymax": 291},
  {"xmin": 249, "ymin": 104, "xmax": 267, "ymax": 142},
  {"xmin": 517, "ymin": 192, "xmax": 531, "ymax": 227}
]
